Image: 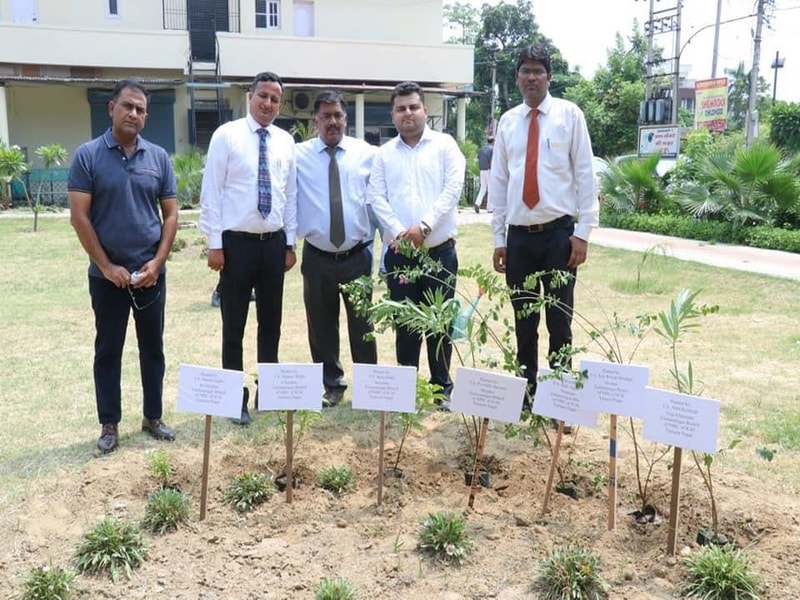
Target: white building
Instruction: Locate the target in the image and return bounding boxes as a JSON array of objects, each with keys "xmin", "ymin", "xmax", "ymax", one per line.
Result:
[{"xmin": 0, "ymin": 0, "xmax": 473, "ymax": 162}]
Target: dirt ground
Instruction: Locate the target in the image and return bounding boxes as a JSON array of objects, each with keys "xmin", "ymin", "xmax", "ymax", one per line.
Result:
[{"xmin": 2, "ymin": 410, "xmax": 798, "ymax": 599}]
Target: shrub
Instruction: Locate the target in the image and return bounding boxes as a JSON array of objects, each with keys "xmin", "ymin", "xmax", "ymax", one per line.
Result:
[
  {"xmin": 683, "ymin": 544, "xmax": 762, "ymax": 599},
  {"xmin": 143, "ymin": 487, "xmax": 191, "ymax": 534},
  {"xmin": 222, "ymin": 472, "xmax": 275, "ymax": 512},
  {"xmin": 19, "ymin": 562, "xmax": 77, "ymax": 600},
  {"xmin": 417, "ymin": 511, "xmax": 473, "ymax": 564},
  {"xmin": 537, "ymin": 544, "xmax": 609, "ymax": 600},
  {"xmin": 744, "ymin": 225, "xmax": 800, "ymax": 253},
  {"xmin": 146, "ymin": 448, "xmax": 174, "ymax": 488},
  {"xmin": 314, "ymin": 576, "xmax": 357, "ymax": 600},
  {"xmin": 73, "ymin": 517, "xmax": 146, "ymax": 582},
  {"xmin": 317, "ymin": 465, "xmax": 355, "ymax": 495}
]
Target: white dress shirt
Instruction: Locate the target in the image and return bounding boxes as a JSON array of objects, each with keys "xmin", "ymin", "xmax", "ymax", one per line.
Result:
[
  {"xmin": 295, "ymin": 135, "xmax": 375, "ymax": 252},
  {"xmin": 368, "ymin": 126, "xmax": 465, "ymax": 249},
  {"xmin": 490, "ymin": 93, "xmax": 598, "ymax": 247},
  {"xmin": 199, "ymin": 113, "xmax": 298, "ymax": 249}
]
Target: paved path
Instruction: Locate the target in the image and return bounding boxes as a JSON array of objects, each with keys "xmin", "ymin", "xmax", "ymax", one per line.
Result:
[
  {"xmin": 6, "ymin": 208, "xmax": 799, "ymax": 281},
  {"xmin": 458, "ymin": 208, "xmax": 800, "ymax": 281}
]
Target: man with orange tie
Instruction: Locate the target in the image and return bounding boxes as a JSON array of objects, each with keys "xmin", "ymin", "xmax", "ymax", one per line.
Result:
[{"xmin": 490, "ymin": 43, "xmax": 598, "ymax": 413}]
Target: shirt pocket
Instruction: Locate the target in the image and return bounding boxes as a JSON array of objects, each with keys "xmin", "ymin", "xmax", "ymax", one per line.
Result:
[
  {"xmin": 540, "ymin": 124, "xmax": 572, "ymax": 174},
  {"xmin": 129, "ymin": 167, "xmax": 161, "ymax": 199},
  {"xmin": 268, "ymin": 156, "xmax": 290, "ymax": 192}
]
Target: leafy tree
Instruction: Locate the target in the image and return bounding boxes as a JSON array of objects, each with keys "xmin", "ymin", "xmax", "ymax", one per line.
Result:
[
  {"xmin": 564, "ymin": 26, "xmax": 656, "ymax": 158},
  {"xmin": 725, "ymin": 61, "xmax": 770, "ymax": 132},
  {"xmin": 443, "ymin": 2, "xmax": 479, "ymax": 45},
  {"xmin": 446, "ymin": 0, "xmax": 576, "ymax": 145},
  {"xmin": 768, "ymin": 101, "xmax": 800, "ymax": 154}
]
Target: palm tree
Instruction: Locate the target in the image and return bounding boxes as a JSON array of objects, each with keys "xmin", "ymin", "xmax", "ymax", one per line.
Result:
[
  {"xmin": 0, "ymin": 142, "xmax": 29, "ymax": 211},
  {"xmin": 599, "ymin": 153, "xmax": 665, "ymax": 214},
  {"xmin": 171, "ymin": 148, "xmax": 205, "ymax": 208},
  {"xmin": 672, "ymin": 142, "xmax": 800, "ymax": 236},
  {"xmin": 32, "ymin": 143, "xmax": 68, "ymax": 231}
]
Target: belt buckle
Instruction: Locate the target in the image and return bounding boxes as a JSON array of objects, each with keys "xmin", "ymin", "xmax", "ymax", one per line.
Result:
[
  {"xmin": 333, "ymin": 248, "xmax": 349, "ymax": 260},
  {"xmin": 529, "ymin": 223, "xmax": 545, "ymax": 233},
  {"xmin": 259, "ymin": 232, "xmax": 272, "ymax": 241}
]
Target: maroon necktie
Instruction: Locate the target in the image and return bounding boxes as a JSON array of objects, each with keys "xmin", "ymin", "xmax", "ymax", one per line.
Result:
[{"xmin": 522, "ymin": 108, "xmax": 540, "ymax": 209}]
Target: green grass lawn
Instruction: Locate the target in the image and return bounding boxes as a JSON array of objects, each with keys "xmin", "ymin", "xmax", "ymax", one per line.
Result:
[{"xmin": 1, "ymin": 212, "xmax": 798, "ymax": 506}]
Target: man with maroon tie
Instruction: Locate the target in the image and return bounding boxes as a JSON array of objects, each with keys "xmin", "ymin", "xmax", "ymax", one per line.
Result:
[{"xmin": 489, "ymin": 43, "xmax": 598, "ymax": 413}]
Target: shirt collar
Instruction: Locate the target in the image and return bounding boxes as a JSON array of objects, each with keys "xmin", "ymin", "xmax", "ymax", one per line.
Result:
[
  {"xmin": 525, "ymin": 93, "xmax": 552, "ymax": 116},
  {"xmin": 102, "ymin": 127, "xmax": 143, "ymax": 151},
  {"xmin": 313, "ymin": 135, "xmax": 350, "ymax": 154},
  {"xmin": 246, "ymin": 113, "xmax": 272, "ymax": 134}
]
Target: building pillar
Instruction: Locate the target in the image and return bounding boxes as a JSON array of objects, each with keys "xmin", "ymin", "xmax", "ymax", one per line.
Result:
[
  {"xmin": 0, "ymin": 84, "xmax": 10, "ymax": 144},
  {"xmin": 456, "ymin": 96, "xmax": 466, "ymax": 142},
  {"xmin": 354, "ymin": 93, "xmax": 365, "ymax": 139}
]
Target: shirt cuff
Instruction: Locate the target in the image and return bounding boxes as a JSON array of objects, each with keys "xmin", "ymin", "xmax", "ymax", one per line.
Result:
[
  {"xmin": 208, "ymin": 234, "xmax": 222, "ymax": 249},
  {"xmin": 573, "ymin": 223, "xmax": 594, "ymax": 242}
]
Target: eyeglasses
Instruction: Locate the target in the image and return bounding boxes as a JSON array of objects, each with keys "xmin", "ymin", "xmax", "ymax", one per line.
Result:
[
  {"xmin": 127, "ymin": 285, "xmax": 162, "ymax": 311},
  {"xmin": 317, "ymin": 112, "xmax": 346, "ymax": 122},
  {"xmin": 518, "ymin": 67, "xmax": 548, "ymax": 78}
]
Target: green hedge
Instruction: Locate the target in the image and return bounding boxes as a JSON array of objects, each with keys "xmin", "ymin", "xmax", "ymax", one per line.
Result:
[{"xmin": 600, "ymin": 212, "xmax": 800, "ymax": 254}]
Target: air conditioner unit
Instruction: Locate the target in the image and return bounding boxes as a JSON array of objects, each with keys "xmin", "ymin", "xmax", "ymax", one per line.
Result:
[{"xmin": 292, "ymin": 90, "xmax": 315, "ymax": 114}]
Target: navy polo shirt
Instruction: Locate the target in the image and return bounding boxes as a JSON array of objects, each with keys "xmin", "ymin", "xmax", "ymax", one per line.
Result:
[{"xmin": 68, "ymin": 128, "xmax": 177, "ymax": 278}]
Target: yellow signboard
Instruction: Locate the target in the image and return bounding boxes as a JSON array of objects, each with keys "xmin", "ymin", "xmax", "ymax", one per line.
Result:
[{"xmin": 695, "ymin": 77, "xmax": 728, "ymax": 132}]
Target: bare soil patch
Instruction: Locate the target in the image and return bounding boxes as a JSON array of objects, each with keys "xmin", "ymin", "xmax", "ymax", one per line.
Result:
[{"xmin": 2, "ymin": 410, "xmax": 798, "ymax": 599}]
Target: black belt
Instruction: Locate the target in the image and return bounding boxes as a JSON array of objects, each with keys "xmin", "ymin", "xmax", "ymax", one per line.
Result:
[
  {"xmin": 224, "ymin": 229, "xmax": 283, "ymax": 241},
  {"xmin": 428, "ymin": 238, "xmax": 455, "ymax": 253},
  {"xmin": 305, "ymin": 240, "xmax": 370, "ymax": 261},
  {"xmin": 509, "ymin": 215, "xmax": 573, "ymax": 233}
]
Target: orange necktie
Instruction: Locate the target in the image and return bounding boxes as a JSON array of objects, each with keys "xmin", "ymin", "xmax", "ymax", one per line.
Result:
[{"xmin": 522, "ymin": 108, "xmax": 540, "ymax": 209}]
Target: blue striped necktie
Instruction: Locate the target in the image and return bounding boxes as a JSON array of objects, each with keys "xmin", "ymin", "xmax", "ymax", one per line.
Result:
[{"xmin": 257, "ymin": 127, "xmax": 271, "ymax": 218}]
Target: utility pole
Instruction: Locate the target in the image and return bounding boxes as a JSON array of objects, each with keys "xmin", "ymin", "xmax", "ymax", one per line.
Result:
[
  {"xmin": 711, "ymin": 0, "xmax": 723, "ymax": 77},
  {"xmin": 671, "ymin": 1, "xmax": 682, "ymax": 125},
  {"xmin": 645, "ymin": 0, "xmax": 656, "ymax": 101},
  {"xmin": 746, "ymin": 0, "xmax": 766, "ymax": 145}
]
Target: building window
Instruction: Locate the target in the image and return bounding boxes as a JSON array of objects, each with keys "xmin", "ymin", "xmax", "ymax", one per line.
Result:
[
  {"xmin": 256, "ymin": 0, "xmax": 280, "ymax": 29},
  {"xmin": 106, "ymin": 0, "xmax": 119, "ymax": 17}
]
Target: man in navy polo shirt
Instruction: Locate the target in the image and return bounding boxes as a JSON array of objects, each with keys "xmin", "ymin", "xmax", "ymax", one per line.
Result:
[{"xmin": 69, "ymin": 79, "xmax": 179, "ymax": 453}]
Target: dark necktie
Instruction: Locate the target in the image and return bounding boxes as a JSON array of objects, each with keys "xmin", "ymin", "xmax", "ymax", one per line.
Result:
[
  {"xmin": 257, "ymin": 127, "xmax": 271, "ymax": 218},
  {"xmin": 522, "ymin": 108, "xmax": 540, "ymax": 209},
  {"xmin": 326, "ymin": 146, "xmax": 345, "ymax": 248}
]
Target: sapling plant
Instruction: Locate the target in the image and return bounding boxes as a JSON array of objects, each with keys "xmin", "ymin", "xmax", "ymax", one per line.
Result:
[
  {"xmin": 389, "ymin": 377, "xmax": 440, "ymax": 474},
  {"xmin": 342, "ymin": 240, "xmax": 684, "ymax": 499},
  {"xmin": 653, "ymin": 287, "xmax": 728, "ymax": 539}
]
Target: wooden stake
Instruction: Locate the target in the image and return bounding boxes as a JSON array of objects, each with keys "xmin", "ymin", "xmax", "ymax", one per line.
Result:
[
  {"xmin": 377, "ymin": 411, "xmax": 386, "ymax": 506},
  {"xmin": 199, "ymin": 414, "xmax": 212, "ymax": 521},
  {"xmin": 667, "ymin": 447, "xmax": 683, "ymax": 554},
  {"xmin": 468, "ymin": 417, "xmax": 490, "ymax": 508},
  {"xmin": 541, "ymin": 421, "xmax": 565, "ymax": 515},
  {"xmin": 608, "ymin": 414, "xmax": 618, "ymax": 530},
  {"xmin": 285, "ymin": 410, "xmax": 294, "ymax": 504}
]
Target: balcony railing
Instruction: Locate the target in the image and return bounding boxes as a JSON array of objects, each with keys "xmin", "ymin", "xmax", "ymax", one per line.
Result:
[{"xmin": 162, "ymin": 0, "xmax": 240, "ymax": 33}]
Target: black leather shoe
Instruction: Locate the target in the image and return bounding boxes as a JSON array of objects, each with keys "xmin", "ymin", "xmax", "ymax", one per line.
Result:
[
  {"xmin": 97, "ymin": 423, "xmax": 119, "ymax": 453},
  {"xmin": 230, "ymin": 388, "xmax": 252, "ymax": 425},
  {"xmin": 551, "ymin": 418, "xmax": 573, "ymax": 435},
  {"xmin": 322, "ymin": 388, "xmax": 344, "ymax": 408},
  {"xmin": 142, "ymin": 418, "xmax": 176, "ymax": 441}
]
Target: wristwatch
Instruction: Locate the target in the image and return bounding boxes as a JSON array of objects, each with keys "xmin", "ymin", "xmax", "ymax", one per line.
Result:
[
  {"xmin": 286, "ymin": 245, "xmax": 295, "ymax": 251},
  {"xmin": 420, "ymin": 221, "xmax": 432, "ymax": 238}
]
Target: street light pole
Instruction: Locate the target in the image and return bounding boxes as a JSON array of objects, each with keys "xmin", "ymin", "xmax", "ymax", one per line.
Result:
[{"xmin": 771, "ymin": 51, "xmax": 785, "ymax": 103}]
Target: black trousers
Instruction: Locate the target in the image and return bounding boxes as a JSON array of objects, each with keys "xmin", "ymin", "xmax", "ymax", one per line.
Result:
[
  {"xmin": 220, "ymin": 231, "xmax": 286, "ymax": 372},
  {"xmin": 89, "ymin": 274, "xmax": 166, "ymax": 425},
  {"xmin": 385, "ymin": 239, "xmax": 458, "ymax": 397},
  {"xmin": 505, "ymin": 224, "xmax": 576, "ymax": 397},
  {"xmin": 301, "ymin": 243, "xmax": 377, "ymax": 392}
]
